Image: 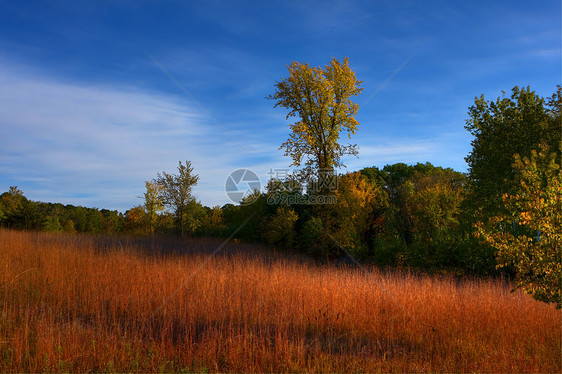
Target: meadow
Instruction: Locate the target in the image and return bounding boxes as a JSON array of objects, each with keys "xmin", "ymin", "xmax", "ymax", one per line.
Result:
[{"xmin": 0, "ymin": 229, "xmax": 560, "ymax": 373}]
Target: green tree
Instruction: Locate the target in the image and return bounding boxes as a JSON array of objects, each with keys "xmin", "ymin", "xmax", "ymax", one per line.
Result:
[
  {"xmin": 406, "ymin": 168, "xmax": 466, "ymax": 244},
  {"xmin": 299, "ymin": 216, "xmax": 326, "ymax": 260},
  {"xmin": 3, "ymin": 199, "xmax": 42, "ymax": 230},
  {"xmin": 42, "ymin": 216, "xmax": 62, "ymax": 232},
  {"xmin": 269, "ymin": 57, "xmax": 363, "ymax": 182},
  {"xmin": 199, "ymin": 205, "xmax": 226, "ymax": 237},
  {"xmin": 361, "ymin": 163, "xmax": 439, "ymax": 246},
  {"xmin": 545, "ymin": 86, "xmax": 562, "ymax": 149},
  {"xmin": 156, "ymin": 161, "xmax": 200, "ymax": 237},
  {"xmin": 182, "ymin": 199, "xmax": 206, "ymax": 235},
  {"xmin": 62, "ymin": 219, "xmax": 76, "ymax": 233},
  {"xmin": 143, "ymin": 180, "xmax": 164, "ymax": 234},
  {"xmin": 477, "ymin": 143, "xmax": 561, "ymax": 308},
  {"xmin": 0, "ymin": 186, "xmax": 25, "ymax": 223},
  {"xmin": 465, "ymin": 86, "xmax": 561, "ymax": 220},
  {"xmin": 404, "ymin": 168, "xmax": 467, "ymax": 267},
  {"xmin": 0, "ymin": 187, "xmax": 46, "ymax": 230},
  {"xmin": 326, "ymin": 172, "xmax": 388, "ymax": 259},
  {"xmin": 262, "ymin": 206, "xmax": 299, "ymax": 249},
  {"xmin": 233, "ymin": 190, "xmax": 268, "ymax": 242}
]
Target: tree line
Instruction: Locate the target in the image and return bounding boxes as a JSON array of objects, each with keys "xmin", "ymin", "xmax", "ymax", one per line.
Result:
[{"xmin": 1, "ymin": 58, "xmax": 559, "ymax": 306}]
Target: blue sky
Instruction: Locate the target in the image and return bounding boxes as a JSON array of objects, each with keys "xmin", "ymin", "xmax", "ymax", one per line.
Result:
[{"xmin": 0, "ymin": 0, "xmax": 559, "ymax": 211}]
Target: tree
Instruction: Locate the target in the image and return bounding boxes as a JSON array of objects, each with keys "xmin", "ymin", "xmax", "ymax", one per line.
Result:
[
  {"xmin": 124, "ymin": 205, "xmax": 147, "ymax": 234},
  {"xmin": 0, "ymin": 186, "xmax": 25, "ymax": 223},
  {"xmin": 477, "ymin": 143, "xmax": 561, "ymax": 308},
  {"xmin": 326, "ymin": 172, "xmax": 388, "ymax": 259},
  {"xmin": 262, "ymin": 206, "xmax": 299, "ymax": 249},
  {"xmin": 155, "ymin": 161, "xmax": 200, "ymax": 237},
  {"xmin": 199, "ymin": 205, "xmax": 226, "ymax": 237},
  {"xmin": 99, "ymin": 209, "xmax": 123, "ymax": 233},
  {"xmin": 4, "ymin": 200, "xmax": 43, "ymax": 230},
  {"xmin": 405, "ymin": 168, "xmax": 466, "ymax": 246},
  {"xmin": 42, "ymin": 215, "xmax": 62, "ymax": 232},
  {"xmin": 545, "ymin": 86, "xmax": 562, "ymax": 150},
  {"xmin": 0, "ymin": 187, "xmax": 45, "ymax": 230},
  {"xmin": 62, "ymin": 219, "xmax": 76, "ymax": 233},
  {"xmin": 465, "ymin": 86, "xmax": 561, "ymax": 220},
  {"xmin": 361, "ymin": 163, "xmax": 440, "ymax": 246},
  {"xmin": 183, "ymin": 199, "xmax": 206, "ymax": 235},
  {"xmin": 403, "ymin": 168, "xmax": 467, "ymax": 267},
  {"xmin": 269, "ymin": 57, "xmax": 363, "ymax": 182},
  {"xmin": 143, "ymin": 181, "xmax": 164, "ymax": 234}
]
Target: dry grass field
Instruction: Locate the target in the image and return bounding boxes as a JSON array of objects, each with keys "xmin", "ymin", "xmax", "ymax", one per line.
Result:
[{"xmin": 0, "ymin": 229, "xmax": 560, "ymax": 373}]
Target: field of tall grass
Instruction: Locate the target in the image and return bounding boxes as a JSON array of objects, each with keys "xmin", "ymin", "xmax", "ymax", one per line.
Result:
[{"xmin": 0, "ymin": 229, "xmax": 560, "ymax": 372}]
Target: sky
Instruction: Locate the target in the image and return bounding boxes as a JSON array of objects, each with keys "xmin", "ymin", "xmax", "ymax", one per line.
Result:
[{"xmin": 0, "ymin": 0, "xmax": 560, "ymax": 212}]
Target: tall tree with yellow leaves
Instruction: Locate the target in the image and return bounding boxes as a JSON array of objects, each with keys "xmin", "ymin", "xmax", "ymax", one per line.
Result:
[{"xmin": 269, "ymin": 57, "xmax": 363, "ymax": 183}]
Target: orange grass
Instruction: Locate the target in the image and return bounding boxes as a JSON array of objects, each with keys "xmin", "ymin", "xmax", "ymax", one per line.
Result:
[{"xmin": 0, "ymin": 229, "xmax": 560, "ymax": 373}]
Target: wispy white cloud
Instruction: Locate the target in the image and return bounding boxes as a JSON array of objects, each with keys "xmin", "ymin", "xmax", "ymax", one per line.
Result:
[{"xmin": 0, "ymin": 62, "xmax": 275, "ymax": 210}]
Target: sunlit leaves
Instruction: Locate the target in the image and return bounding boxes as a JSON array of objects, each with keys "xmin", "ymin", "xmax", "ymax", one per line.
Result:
[
  {"xmin": 155, "ymin": 161, "xmax": 200, "ymax": 237},
  {"xmin": 325, "ymin": 172, "xmax": 388, "ymax": 257},
  {"xmin": 143, "ymin": 181, "xmax": 164, "ymax": 234},
  {"xmin": 477, "ymin": 143, "xmax": 561, "ymax": 308},
  {"xmin": 269, "ymin": 57, "xmax": 363, "ymax": 179},
  {"xmin": 465, "ymin": 86, "xmax": 561, "ymax": 219}
]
